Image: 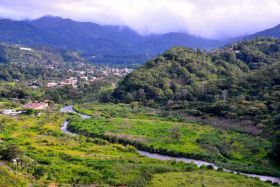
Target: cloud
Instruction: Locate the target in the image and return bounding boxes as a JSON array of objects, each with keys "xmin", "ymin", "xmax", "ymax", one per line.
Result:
[{"xmin": 0, "ymin": 0, "xmax": 280, "ymax": 39}]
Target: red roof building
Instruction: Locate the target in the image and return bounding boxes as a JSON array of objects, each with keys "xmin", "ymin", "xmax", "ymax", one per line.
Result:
[{"xmin": 23, "ymin": 102, "xmax": 48, "ymax": 110}]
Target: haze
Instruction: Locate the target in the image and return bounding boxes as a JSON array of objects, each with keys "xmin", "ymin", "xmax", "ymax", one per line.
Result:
[{"xmin": 0, "ymin": 0, "xmax": 280, "ymax": 39}]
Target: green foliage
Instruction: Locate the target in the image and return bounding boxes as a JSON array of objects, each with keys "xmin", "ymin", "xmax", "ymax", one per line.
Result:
[
  {"xmin": 272, "ymin": 133, "xmax": 280, "ymax": 164},
  {"xmin": 148, "ymin": 171, "xmax": 276, "ymax": 187},
  {"xmin": 0, "ymin": 41, "xmax": 117, "ymax": 104},
  {"xmin": 0, "ymin": 42, "xmax": 86, "ymax": 81},
  {"xmin": 0, "ymin": 143, "xmax": 21, "ymax": 161},
  {"xmin": 0, "ymin": 166, "xmax": 27, "ymax": 186},
  {"xmin": 69, "ymin": 103, "xmax": 279, "ymax": 176},
  {"xmin": 113, "ymin": 37, "xmax": 280, "ymax": 166},
  {"xmin": 0, "ymin": 111, "xmax": 199, "ymax": 186}
]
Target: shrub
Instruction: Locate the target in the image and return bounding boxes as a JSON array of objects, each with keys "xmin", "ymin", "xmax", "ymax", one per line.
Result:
[{"xmin": 0, "ymin": 143, "xmax": 21, "ymax": 161}]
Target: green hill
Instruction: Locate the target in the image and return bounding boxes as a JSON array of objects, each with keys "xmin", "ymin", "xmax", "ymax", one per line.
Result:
[
  {"xmin": 0, "ymin": 42, "xmax": 86, "ymax": 81},
  {"xmin": 113, "ymin": 37, "xmax": 280, "ymax": 163}
]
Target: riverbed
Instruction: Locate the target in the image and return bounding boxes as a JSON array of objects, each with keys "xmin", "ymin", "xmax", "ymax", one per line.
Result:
[{"xmin": 60, "ymin": 105, "xmax": 280, "ymax": 184}]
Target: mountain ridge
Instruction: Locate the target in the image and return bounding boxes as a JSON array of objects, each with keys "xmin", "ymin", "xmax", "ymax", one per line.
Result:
[{"xmin": 0, "ymin": 16, "xmax": 224, "ymax": 65}]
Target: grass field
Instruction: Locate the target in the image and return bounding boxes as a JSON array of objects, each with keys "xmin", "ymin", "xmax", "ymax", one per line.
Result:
[
  {"xmin": 0, "ymin": 102, "xmax": 278, "ymax": 186},
  {"xmin": 148, "ymin": 170, "xmax": 276, "ymax": 187},
  {"xmin": 0, "ymin": 112, "xmax": 198, "ymax": 186},
  {"xmin": 0, "ymin": 165, "xmax": 27, "ymax": 187},
  {"xmin": 70, "ymin": 103, "xmax": 280, "ymax": 176}
]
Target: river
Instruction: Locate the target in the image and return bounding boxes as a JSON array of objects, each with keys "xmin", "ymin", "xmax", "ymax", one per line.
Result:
[{"xmin": 60, "ymin": 105, "xmax": 280, "ymax": 184}]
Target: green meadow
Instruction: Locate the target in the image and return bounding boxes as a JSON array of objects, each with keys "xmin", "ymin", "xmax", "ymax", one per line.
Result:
[
  {"xmin": 148, "ymin": 170, "xmax": 276, "ymax": 187},
  {"xmin": 70, "ymin": 103, "xmax": 280, "ymax": 177},
  {"xmin": 0, "ymin": 103, "xmax": 278, "ymax": 186},
  {"xmin": 0, "ymin": 111, "xmax": 196, "ymax": 186}
]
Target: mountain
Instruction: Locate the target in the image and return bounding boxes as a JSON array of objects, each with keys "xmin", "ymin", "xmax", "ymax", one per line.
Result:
[
  {"xmin": 0, "ymin": 16, "xmax": 224, "ymax": 65},
  {"xmin": 0, "ymin": 19, "xmax": 49, "ymax": 45},
  {"xmin": 0, "ymin": 42, "xmax": 86, "ymax": 81},
  {"xmin": 227, "ymin": 24, "xmax": 280, "ymax": 43},
  {"xmin": 113, "ymin": 36, "xmax": 280, "ymax": 136},
  {"xmin": 113, "ymin": 36, "xmax": 280, "ymax": 162},
  {"xmin": 248, "ymin": 24, "xmax": 280, "ymax": 39}
]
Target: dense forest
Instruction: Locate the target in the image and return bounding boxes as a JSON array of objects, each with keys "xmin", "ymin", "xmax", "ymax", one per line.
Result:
[{"xmin": 113, "ymin": 37, "xmax": 280, "ymax": 163}]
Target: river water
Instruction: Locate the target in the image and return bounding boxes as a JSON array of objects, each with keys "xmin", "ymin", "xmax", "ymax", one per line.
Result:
[
  {"xmin": 138, "ymin": 151, "xmax": 280, "ymax": 184},
  {"xmin": 60, "ymin": 105, "xmax": 280, "ymax": 184}
]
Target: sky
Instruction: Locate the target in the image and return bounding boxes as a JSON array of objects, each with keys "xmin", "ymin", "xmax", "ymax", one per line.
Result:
[{"xmin": 0, "ymin": 0, "xmax": 280, "ymax": 39}]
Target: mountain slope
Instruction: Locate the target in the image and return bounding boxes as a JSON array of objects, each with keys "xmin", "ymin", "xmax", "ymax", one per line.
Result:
[
  {"xmin": 248, "ymin": 24, "xmax": 280, "ymax": 39},
  {"xmin": 0, "ymin": 16, "xmax": 224, "ymax": 65},
  {"xmin": 0, "ymin": 42, "xmax": 86, "ymax": 81},
  {"xmin": 113, "ymin": 37, "xmax": 280, "ymax": 163},
  {"xmin": 113, "ymin": 37, "xmax": 279, "ymax": 130},
  {"xmin": 0, "ymin": 19, "xmax": 49, "ymax": 45}
]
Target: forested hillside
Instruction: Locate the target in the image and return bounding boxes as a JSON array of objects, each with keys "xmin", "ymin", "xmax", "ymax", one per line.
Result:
[
  {"xmin": 113, "ymin": 37, "xmax": 280, "ymax": 162},
  {"xmin": 0, "ymin": 42, "xmax": 86, "ymax": 81},
  {"xmin": 0, "ymin": 43, "xmax": 120, "ymax": 104}
]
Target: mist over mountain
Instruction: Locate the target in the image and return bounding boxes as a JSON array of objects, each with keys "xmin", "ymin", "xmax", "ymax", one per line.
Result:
[
  {"xmin": 0, "ymin": 16, "xmax": 280, "ymax": 65},
  {"xmin": 0, "ymin": 16, "xmax": 225, "ymax": 65}
]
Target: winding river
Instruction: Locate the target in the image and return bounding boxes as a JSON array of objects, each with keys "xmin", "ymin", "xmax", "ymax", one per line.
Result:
[{"xmin": 60, "ymin": 106, "xmax": 280, "ymax": 184}]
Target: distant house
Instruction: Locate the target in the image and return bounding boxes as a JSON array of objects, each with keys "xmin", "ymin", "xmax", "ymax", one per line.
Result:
[
  {"xmin": 23, "ymin": 102, "xmax": 48, "ymax": 110},
  {"xmin": 28, "ymin": 81, "xmax": 40, "ymax": 89},
  {"xmin": 90, "ymin": 77, "xmax": 98, "ymax": 82},
  {"xmin": 44, "ymin": 65, "xmax": 54, "ymax": 69},
  {"xmin": 47, "ymin": 82, "xmax": 58, "ymax": 88},
  {"xmin": 30, "ymin": 85, "xmax": 38, "ymax": 89},
  {"xmin": 60, "ymin": 77, "xmax": 78, "ymax": 88},
  {"xmin": 20, "ymin": 47, "xmax": 32, "ymax": 51},
  {"xmin": 235, "ymin": 50, "xmax": 241, "ymax": 54},
  {"xmin": 2, "ymin": 109, "xmax": 22, "ymax": 116},
  {"xmin": 80, "ymin": 76, "xmax": 88, "ymax": 81}
]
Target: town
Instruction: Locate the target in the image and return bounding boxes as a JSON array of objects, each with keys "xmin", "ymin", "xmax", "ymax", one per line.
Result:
[{"xmin": 46, "ymin": 66, "xmax": 133, "ymax": 89}]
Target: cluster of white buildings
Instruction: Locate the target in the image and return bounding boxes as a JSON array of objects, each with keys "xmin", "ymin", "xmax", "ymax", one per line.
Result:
[
  {"xmin": 47, "ymin": 77, "xmax": 78, "ymax": 88},
  {"xmin": 101, "ymin": 68, "xmax": 133, "ymax": 76},
  {"xmin": 46, "ymin": 67, "xmax": 133, "ymax": 89}
]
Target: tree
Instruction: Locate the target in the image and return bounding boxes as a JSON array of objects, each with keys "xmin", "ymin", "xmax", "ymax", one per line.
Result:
[
  {"xmin": 0, "ymin": 143, "xmax": 21, "ymax": 161},
  {"xmin": 272, "ymin": 134, "xmax": 280, "ymax": 164}
]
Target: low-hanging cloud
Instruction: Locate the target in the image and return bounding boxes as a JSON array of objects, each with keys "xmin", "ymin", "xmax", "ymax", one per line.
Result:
[{"xmin": 0, "ymin": 0, "xmax": 280, "ymax": 39}]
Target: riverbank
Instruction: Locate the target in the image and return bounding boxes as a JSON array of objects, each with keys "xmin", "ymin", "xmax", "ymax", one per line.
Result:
[{"xmin": 60, "ymin": 105, "xmax": 280, "ymax": 184}]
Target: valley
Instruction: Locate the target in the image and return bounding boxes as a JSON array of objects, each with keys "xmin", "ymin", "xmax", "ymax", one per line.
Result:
[
  {"xmin": 0, "ymin": 103, "xmax": 278, "ymax": 186},
  {"xmin": 0, "ymin": 37, "xmax": 280, "ymax": 186},
  {"xmin": 0, "ymin": 4, "xmax": 280, "ymax": 186}
]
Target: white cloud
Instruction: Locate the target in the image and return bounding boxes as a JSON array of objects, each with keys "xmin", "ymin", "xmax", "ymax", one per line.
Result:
[{"xmin": 0, "ymin": 0, "xmax": 280, "ymax": 39}]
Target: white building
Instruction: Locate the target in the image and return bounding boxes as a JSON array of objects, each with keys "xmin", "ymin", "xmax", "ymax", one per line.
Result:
[
  {"xmin": 2, "ymin": 109, "xmax": 22, "ymax": 116},
  {"xmin": 20, "ymin": 47, "xmax": 32, "ymax": 51},
  {"xmin": 47, "ymin": 82, "xmax": 58, "ymax": 88}
]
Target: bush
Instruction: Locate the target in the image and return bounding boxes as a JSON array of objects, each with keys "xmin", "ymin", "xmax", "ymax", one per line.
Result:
[
  {"xmin": 33, "ymin": 166, "xmax": 46, "ymax": 179},
  {"xmin": 0, "ymin": 143, "xmax": 21, "ymax": 161}
]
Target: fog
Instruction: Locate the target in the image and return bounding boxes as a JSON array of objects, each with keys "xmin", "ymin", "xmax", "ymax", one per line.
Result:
[{"xmin": 0, "ymin": 0, "xmax": 280, "ymax": 39}]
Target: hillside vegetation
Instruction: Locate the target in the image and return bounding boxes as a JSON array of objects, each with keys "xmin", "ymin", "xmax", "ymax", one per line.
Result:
[
  {"xmin": 69, "ymin": 103, "xmax": 279, "ymax": 176},
  {"xmin": 1, "ymin": 106, "xmax": 276, "ymax": 186},
  {"xmin": 113, "ymin": 37, "xmax": 280, "ymax": 164},
  {"xmin": 148, "ymin": 171, "xmax": 276, "ymax": 187},
  {"xmin": 0, "ymin": 42, "xmax": 85, "ymax": 81},
  {"xmin": 0, "ymin": 43, "xmax": 120, "ymax": 104}
]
